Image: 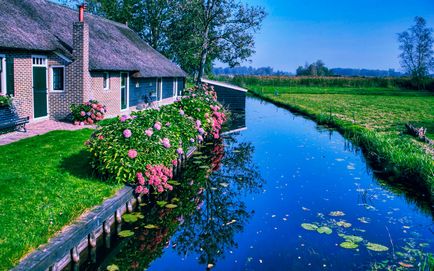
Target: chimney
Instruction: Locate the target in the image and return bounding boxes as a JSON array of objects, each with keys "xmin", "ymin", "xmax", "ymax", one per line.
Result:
[
  {"xmin": 78, "ymin": 3, "xmax": 86, "ymax": 22},
  {"xmin": 72, "ymin": 3, "xmax": 92, "ymax": 102}
]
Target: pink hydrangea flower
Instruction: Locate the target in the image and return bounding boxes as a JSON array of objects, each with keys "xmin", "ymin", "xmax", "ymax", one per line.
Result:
[
  {"xmin": 154, "ymin": 122, "xmax": 162, "ymax": 131},
  {"xmin": 161, "ymin": 138, "xmax": 171, "ymax": 148},
  {"xmin": 166, "ymin": 122, "xmax": 171, "ymax": 127},
  {"xmin": 179, "ymin": 109, "xmax": 185, "ymax": 116},
  {"xmin": 123, "ymin": 129, "xmax": 132, "ymax": 138},
  {"xmin": 80, "ymin": 111, "xmax": 86, "ymax": 117},
  {"xmin": 128, "ymin": 149, "xmax": 138, "ymax": 159},
  {"xmin": 198, "ymin": 128, "xmax": 205, "ymax": 135},
  {"xmin": 135, "ymin": 185, "xmax": 143, "ymax": 194},
  {"xmin": 176, "ymin": 148, "xmax": 184, "ymax": 155},
  {"xmin": 143, "ymin": 187, "xmax": 149, "ymax": 194},
  {"xmin": 196, "ymin": 120, "xmax": 202, "ymax": 127},
  {"xmin": 120, "ymin": 115, "xmax": 128, "ymax": 122},
  {"xmin": 145, "ymin": 128, "xmax": 153, "ymax": 137},
  {"xmin": 172, "ymin": 159, "xmax": 178, "ymax": 166}
]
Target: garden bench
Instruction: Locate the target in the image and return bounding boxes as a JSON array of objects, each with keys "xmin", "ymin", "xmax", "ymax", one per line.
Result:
[{"xmin": 0, "ymin": 106, "xmax": 29, "ymax": 133}]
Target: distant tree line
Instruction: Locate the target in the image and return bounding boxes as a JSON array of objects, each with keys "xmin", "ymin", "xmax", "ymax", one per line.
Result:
[
  {"xmin": 56, "ymin": 0, "xmax": 266, "ymax": 83},
  {"xmin": 296, "ymin": 60, "xmax": 333, "ymax": 76},
  {"xmin": 330, "ymin": 68, "xmax": 403, "ymax": 77},
  {"xmin": 213, "ymin": 66, "xmax": 292, "ymax": 76}
]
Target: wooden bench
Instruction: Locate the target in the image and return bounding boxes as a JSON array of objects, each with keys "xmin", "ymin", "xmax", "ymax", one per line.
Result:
[{"xmin": 0, "ymin": 106, "xmax": 29, "ymax": 133}]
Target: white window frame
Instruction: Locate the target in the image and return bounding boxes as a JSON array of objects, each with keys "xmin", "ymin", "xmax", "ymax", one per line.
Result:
[
  {"xmin": 0, "ymin": 54, "xmax": 6, "ymax": 95},
  {"xmin": 32, "ymin": 55, "xmax": 47, "ymax": 67},
  {"xmin": 120, "ymin": 72, "xmax": 129, "ymax": 112},
  {"xmin": 156, "ymin": 77, "xmax": 163, "ymax": 101},
  {"xmin": 173, "ymin": 78, "xmax": 178, "ymax": 98},
  {"xmin": 103, "ymin": 72, "xmax": 110, "ymax": 91},
  {"xmin": 50, "ymin": 65, "xmax": 65, "ymax": 92}
]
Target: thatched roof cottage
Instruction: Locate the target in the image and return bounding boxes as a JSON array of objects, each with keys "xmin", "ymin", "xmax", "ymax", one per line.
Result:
[{"xmin": 0, "ymin": 0, "xmax": 186, "ymax": 120}]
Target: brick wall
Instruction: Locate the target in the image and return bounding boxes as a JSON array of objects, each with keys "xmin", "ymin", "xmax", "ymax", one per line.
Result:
[
  {"xmin": 91, "ymin": 71, "xmax": 126, "ymax": 117},
  {"xmin": 4, "ymin": 52, "xmax": 33, "ymax": 119}
]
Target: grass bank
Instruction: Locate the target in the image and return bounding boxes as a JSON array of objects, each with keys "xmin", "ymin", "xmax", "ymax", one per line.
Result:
[
  {"xmin": 244, "ymin": 85, "xmax": 434, "ymax": 194},
  {"xmin": 0, "ymin": 129, "xmax": 122, "ymax": 270}
]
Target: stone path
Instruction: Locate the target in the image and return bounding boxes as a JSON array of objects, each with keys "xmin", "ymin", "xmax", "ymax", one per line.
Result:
[{"xmin": 0, "ymin": 120, "xmax": 94, "ymax": 146}]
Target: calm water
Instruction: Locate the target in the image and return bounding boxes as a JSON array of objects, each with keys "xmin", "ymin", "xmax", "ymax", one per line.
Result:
[{"xmin": 98, "ymin": 96, "xmax": 433, "ymax": 271}]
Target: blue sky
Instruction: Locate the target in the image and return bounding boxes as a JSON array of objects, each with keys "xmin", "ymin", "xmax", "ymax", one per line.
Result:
[{"xmin": 231, "ymin": 0, "xmax": 434, "ymax": 72}]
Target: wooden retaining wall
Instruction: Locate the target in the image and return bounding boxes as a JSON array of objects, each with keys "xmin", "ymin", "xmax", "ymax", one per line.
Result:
[{"xmin": 13, "ymin": 147, "xmax": 197, "ymax": 271}]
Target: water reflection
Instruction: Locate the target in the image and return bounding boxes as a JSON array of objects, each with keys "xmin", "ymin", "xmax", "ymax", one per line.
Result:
[
  {"xmin": 94, "ymin": 96, "xmax": 434, "ymax": 271},
  {"xmin": 100, "ymin": 134, "xmax": 263, "ymax": 270}
]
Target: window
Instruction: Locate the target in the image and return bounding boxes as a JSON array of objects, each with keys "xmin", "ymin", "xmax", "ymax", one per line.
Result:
[
  {"xmin": 51, "ymin": 66, "xmax": 65, "ymax": 92},
  {"xmin": 103, "ymin": 72, "xmax": 110, "ymax": 90},
  {"xmin": 0, "ymin": 56, "xmax": 5, "ymax": 95}
]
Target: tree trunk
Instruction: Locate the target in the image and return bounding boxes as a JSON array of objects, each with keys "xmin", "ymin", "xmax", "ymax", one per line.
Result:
[{"xmin": 196, "ymin": 24, "xmax": 210, "ymax": 85}]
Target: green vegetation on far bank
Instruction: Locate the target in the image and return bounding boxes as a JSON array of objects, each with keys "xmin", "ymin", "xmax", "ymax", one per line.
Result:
[
  {"xmin": 0, "ymin": 130, "xmax": 122, "ymax": 270},
  {"xmin": 244, "ymin": 84, "xmax": 434, "ymax": 193}
]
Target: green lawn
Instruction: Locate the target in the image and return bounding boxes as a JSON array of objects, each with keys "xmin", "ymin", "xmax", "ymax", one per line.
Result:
[
  {"xmin": 247, "ymin": 85, "xmax": 434, "ymax": 191},
  {"xmin": 0, "ymin": 129, "xmax": 122, "ymax": 270}
]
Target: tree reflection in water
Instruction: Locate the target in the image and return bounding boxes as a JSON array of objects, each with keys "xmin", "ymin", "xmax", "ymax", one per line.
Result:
[
  {"xmin": 101, "ymin": 134, "xmax": 263, "ymax": 270},
  {"xmin": 174, "ymin": 134, "xmax": 264, "ymax": 268}
]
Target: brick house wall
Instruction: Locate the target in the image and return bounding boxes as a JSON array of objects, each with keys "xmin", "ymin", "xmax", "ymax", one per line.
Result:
[{"xmin": 91, "ymin": 71, "xmax": 124, "ymax": 118}]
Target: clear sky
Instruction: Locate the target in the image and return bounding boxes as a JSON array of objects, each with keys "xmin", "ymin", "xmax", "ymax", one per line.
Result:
[{"xmin": 231, "ymin": 0, "xmax": 434, "ymax": 73}]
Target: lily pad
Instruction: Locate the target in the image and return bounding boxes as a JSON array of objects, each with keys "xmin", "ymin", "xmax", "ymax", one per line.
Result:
[
  {"xmin": 366, "ymin": 242, "xmax": 389, "ymax": 252},
  {"xmin": 357, "ymin": 217, "xmax": 370, "ymax": 224},
  {"xmin": 122, "ymin": 214, "xmax": 138, "ymax": 223},
  {"xmin": 165, "ymin": 204, "xmax": 178, "ymax": 209},
  {"xmin": 338, "ymin": 234, "xmax": 363, "ymax": 243},
  {"xmin": 156, "ymin": 200, "xmax": 167, "ymax": 207},
  {"xmin": 317, "ymin": 226, "xmax": 333, "ymax": 235},
  {"xmin": 340, "ymin": 241, "xmax": 359, "ymax": 249},
  {"xmin": 118, "ymin": 230, "xmax": 134, "ymax": 238},
  {"xmin": 336, "ymin": 220, "xmax": 352, "ymax": 228},
  {"xmin": 144, "ymin": 224, "xmax": 159, "ymax": 229},
  {"xmin": 329, "ymin": 211, "xmax": 345, "ymax": 217},
  {"xmin": 122, "ymin": 212, "xmax": 144, "ymax": 223},
  {"xmin": 301, "ymin": 223, "xmax": 318, "ymax": 231},
  {"xmin": 219, "ymin": 182, "xmax": 229, "ymax": 188},
  {"xmin": 106, "ymin": 264, "xmax": 120, "ymax": 271}
]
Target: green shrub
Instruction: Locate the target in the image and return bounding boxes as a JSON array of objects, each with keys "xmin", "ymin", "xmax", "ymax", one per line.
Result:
[
  {"xmin": 0, "ymin": 94, "xmax": 12, "ymax": 107},
  {"xmin": 70, "ymin": 100, "xmax": 107, "ymax": 125},
  {"xmin": 87, "ymin": 85, "xmax": 227, "ymax": 194}
]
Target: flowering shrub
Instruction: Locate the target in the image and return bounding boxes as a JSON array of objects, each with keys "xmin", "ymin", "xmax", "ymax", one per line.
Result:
[
  {"xmin": 70, "ymin": 100, "xmax": 107, "ymax": 125},
  {"xmin": 87, "ymin": 84, "xmax": 227, "ymax": 194},
  {"xmin": 0, "ymin": 94, "xmax": 12, "ymax": 107}
]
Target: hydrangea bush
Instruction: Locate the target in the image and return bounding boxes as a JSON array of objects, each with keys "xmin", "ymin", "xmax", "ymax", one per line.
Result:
[
  {"xmin": 70, "ymin": 100, "xmax": 107, "ymax": 125},
  {"xmin": 87, "ymin": 84, "xmax": 227, "ymax": 195}
]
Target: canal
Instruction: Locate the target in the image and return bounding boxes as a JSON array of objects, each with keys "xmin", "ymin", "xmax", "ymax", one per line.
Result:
[{"xmin": 94, "ymin": 96, "xmax": 433, "ymax": 270}]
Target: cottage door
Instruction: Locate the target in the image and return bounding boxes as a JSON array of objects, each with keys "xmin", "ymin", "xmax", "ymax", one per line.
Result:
[{"xmin": 32, "ymin": 56, "xmax": 48, "ymax": 118}]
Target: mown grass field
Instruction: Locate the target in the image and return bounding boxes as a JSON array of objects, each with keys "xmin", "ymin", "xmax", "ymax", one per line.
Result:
[
  {"xmin": 0, "ymin": 130, "xmax": 122, "ymax": 270},
  {"xmin": 245, "ymin": 84, "xmax": 434, "ymax": 192}
]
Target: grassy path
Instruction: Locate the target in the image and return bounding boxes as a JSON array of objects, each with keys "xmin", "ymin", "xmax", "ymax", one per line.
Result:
[
  {"xmin": 246, "ymin": 85, "xmax": 434, "ymax": 194},
  {"xmin": 0, "ymin": 130, "xmax": 122, "ymax": 270}
]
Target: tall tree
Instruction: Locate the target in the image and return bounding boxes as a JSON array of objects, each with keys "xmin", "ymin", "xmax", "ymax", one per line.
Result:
[
  {"xmin": 57, "ymin": 0, "xmax": 266, "ymax": 80},
  {"xmin": 169, "ymin": 0, "xmax": 266, "ymax": 82},
  {"xmin": 398, "ymin": 17, "xmax": 434, "ymax": 87}
]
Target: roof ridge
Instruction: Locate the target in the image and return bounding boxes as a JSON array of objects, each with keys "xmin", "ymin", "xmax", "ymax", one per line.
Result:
[{"xmin": 47, "ymin": 0, "xmax": 130, "ymax": 30}]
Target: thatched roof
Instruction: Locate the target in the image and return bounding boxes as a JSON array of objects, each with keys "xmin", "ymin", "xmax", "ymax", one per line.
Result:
[{"xmin": 0, "ymin": 0, "xmax": 187, "ymax": 77}]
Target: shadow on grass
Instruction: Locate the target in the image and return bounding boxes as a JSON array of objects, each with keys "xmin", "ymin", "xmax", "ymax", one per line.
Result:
[{"xmin": 60, "ymin": 150, "xmax": 99, "ymax": 180}]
